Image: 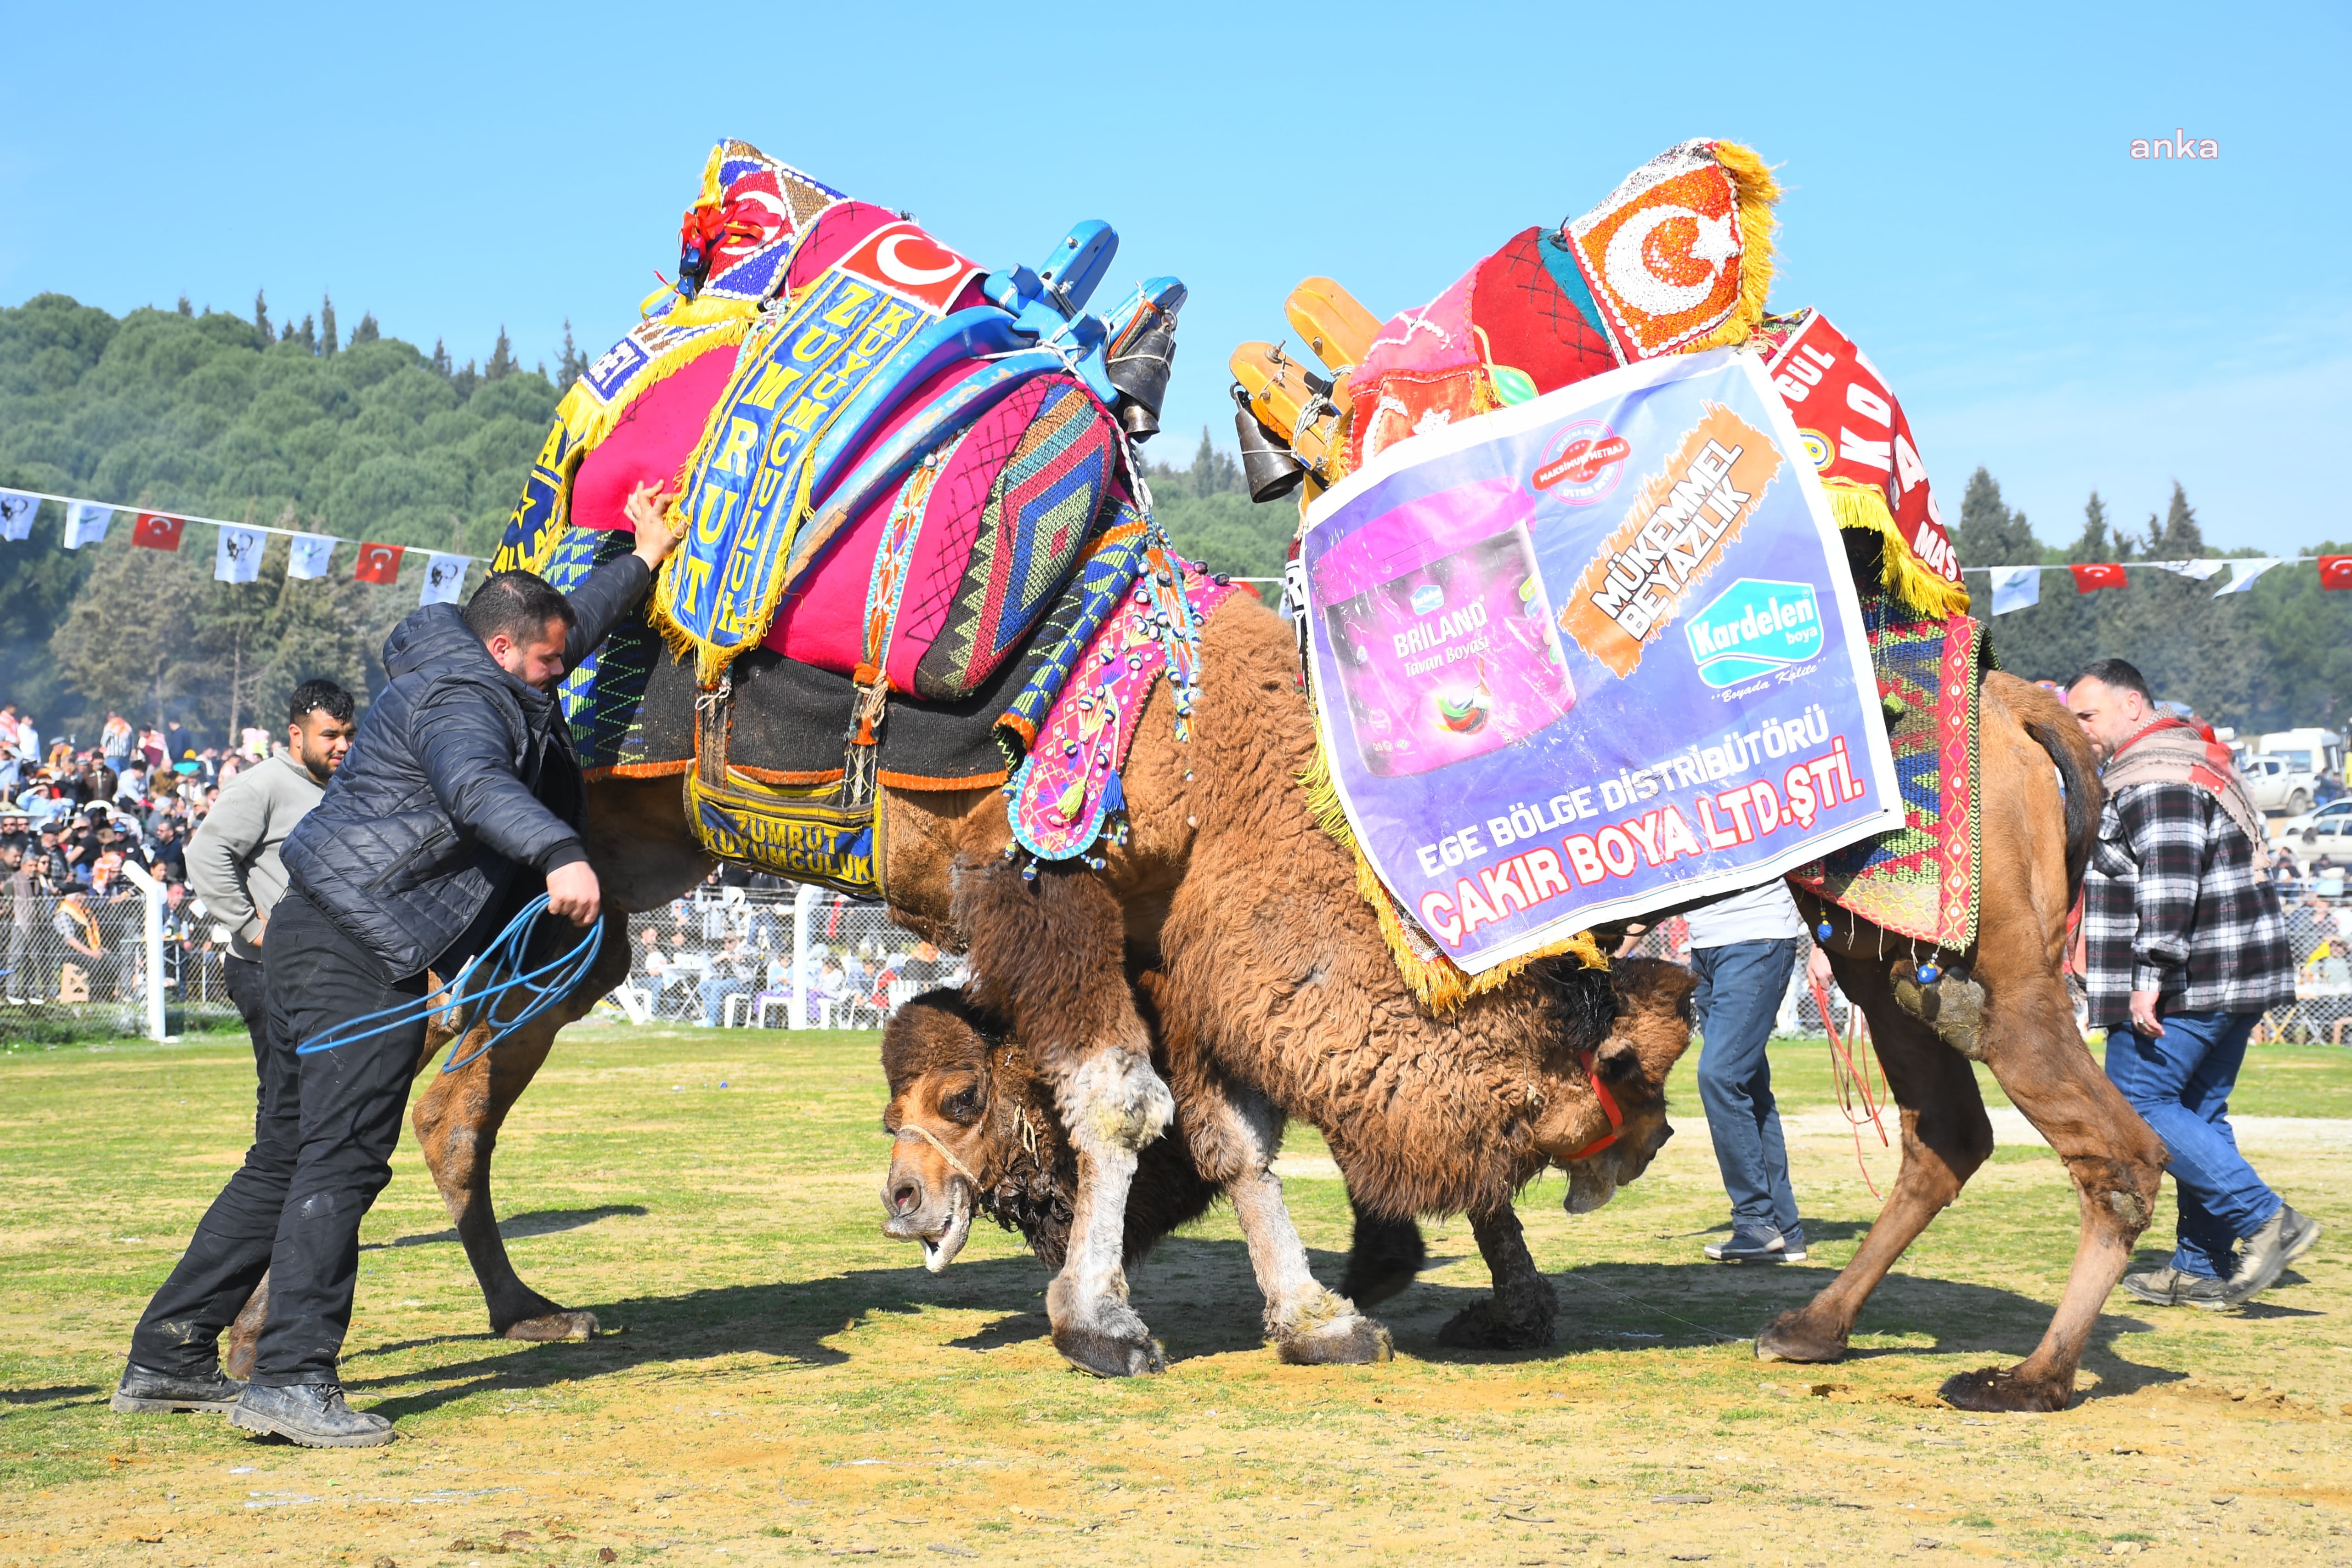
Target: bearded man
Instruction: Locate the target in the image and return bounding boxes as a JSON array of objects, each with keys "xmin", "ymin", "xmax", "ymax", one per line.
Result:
[{"xmin": 2068, "ymin": 658, "xmax": 2318, "ymax": 1311}]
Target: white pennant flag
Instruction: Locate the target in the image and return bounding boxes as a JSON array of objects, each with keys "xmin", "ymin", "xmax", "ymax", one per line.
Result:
[
  {"xmin": 215, "ymin": 526, "xmax": 266, "ymax": 583},
  {"xmin": 0, "ymin": 490, "xmax": 37, "ymax": 542},
  {"xmin": 286, "ymin": 533, "xmax": 337, "ymax": 580},
  {"xmin": 62, "ymin": 501, "xmax": 113, "ymax": 549},
  {"xmin": 2213, "ymin": 558, "xmax": 2280, "ymax": 595},
  {"xmin": 420, "ymin": 552, "xmax": 469, "ymax": 606},
  {"xmin": 1989, "ymin": 565, "xmax": 2042, "ymax": 616},
  {"xmin": 2148, "ymin": 558, "xmax": 2228, "ymax": 581}
]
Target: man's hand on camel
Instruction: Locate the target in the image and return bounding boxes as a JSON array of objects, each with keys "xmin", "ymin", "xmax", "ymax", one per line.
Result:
[
  {"xmin": 545, "ymin": 861, "xmax": 603, "ymax": 928},
  {"xmin": 623, "ymin": 481, "xmax": 684, "ymax": 569}
]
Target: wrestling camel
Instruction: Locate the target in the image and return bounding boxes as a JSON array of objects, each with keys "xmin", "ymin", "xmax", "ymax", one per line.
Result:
[
  {"xmin": 1760, "ymin": 671, "xmax": 2165, "ymax": 1412},
  {"xmin": 880, "ymin": 955, "xmax": 1694, "ymax": 1359},
  {"xmin": 234, "ymin": 590, "xmax": 1654, "ymax": 1378}
]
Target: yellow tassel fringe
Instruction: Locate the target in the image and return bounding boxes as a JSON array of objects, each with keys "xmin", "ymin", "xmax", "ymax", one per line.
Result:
[
  {"xmin": 1298, "ymin": 747, "xmax": 1606, "ymax": 1014},
  {"xmin": 1819, "ymin": 478, "xmax": 1973, "ymax": 621},
  {"xmin": 1685, "ymin": 141, "xmax": 1781, "ymax": 355}
]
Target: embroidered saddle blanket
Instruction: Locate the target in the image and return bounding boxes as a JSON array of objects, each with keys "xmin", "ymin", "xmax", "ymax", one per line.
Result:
[{"xmin": 498, "ymin": 140, "xmax": 1198, "ymax": 877}]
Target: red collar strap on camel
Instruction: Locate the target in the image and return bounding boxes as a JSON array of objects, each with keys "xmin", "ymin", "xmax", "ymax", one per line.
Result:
[
  {"xmin": 2103, "ymin": 715, "xmax": 2274, "ymax": 877},
  {"xmin": 1561, "ymin": 1049, "xmax": 1625, "ymax": 1160}
]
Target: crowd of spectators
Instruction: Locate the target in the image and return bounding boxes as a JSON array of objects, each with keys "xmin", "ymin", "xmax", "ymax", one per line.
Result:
[{"xmin": 0, "ymin": 702, "xmax": 282, "ymax": 1006}]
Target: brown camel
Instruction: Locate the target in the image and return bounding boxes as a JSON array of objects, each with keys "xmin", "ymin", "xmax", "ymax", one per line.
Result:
[
  {"xmin": 879, "ymin": 956, "xmax": 1693, "ymax": 1358},
  {"xmin": 228, "ymin": 590, "xmax": 1668, "ymax": 1378},
  {"xmin": 878, "ymin": 986, "xmax": 1419, "ymax": 1361},
  {"xmin": 1760, "ymin": 670, "xmax": 2167, "ymax": 1412}
]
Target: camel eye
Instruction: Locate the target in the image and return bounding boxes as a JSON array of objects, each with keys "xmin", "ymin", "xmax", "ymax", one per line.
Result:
[{"xmin": 943, "ymin": 1087, "xmax": 983, "ymax": 1124}]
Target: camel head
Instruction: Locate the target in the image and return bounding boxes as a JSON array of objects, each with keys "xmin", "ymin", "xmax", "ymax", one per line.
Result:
[
  {"xmin": 1534, "ymin": 957, "xmax": 1697, "ymax": 1211},
  {"xmin": 879, "ymin": 990, "xmax": 1073, "ymax": 1272}
]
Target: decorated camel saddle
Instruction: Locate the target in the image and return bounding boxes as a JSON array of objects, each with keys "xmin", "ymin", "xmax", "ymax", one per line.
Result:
[
  {"xmin": 496, "ymin": 142, "xmax": 1229, "ymax": 892},
  {"xmin": 1232, "ymin": 140, "xmax": 1986, "ymax": 1008}
]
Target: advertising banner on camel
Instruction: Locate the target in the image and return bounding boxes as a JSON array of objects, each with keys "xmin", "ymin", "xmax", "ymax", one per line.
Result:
[{"xmin": 1301, "ymin": 347, "xmax": 1904, "ymax": 974}]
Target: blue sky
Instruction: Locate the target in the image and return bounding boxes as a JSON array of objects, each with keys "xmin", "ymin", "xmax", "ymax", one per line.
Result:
[{"xmin": 3, "ymin": 1, "xmax": 2343, "ymax": 556}]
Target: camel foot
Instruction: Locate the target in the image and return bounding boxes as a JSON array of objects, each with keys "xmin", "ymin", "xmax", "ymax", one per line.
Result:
[
  {"xmin": 1273, "ymin": 1309, "xmax": 1394, "ymax": 1366},
  {"xmin": 1754, "ymin": 1310, "xmax": 1849, "ymax": 1364},
  {"xmin": 1341, "ymin": 1219, "xmax": 1428, "ymax": 1309},
  {"xmin": 1050, "ymin": 1298, "xmax": 1166, "ymax": 1378},
  {"xmin": 1435, "ymin": 1296, "xmax": 1555, "ymax": 1351},
  {"xmin": 498, "ymin": 1309, "xmax": 599, "ymax": 1343},
  {"xmin": 1939, "ymin": 1365, "xmax": 2073, "ymax": 1413},
  {"xmin": 223, "ymin": 1336, "xmax": 258, "ymax": 1382}
]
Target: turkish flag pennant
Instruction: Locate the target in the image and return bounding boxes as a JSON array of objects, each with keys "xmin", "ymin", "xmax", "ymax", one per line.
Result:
[
  {"xmin": 2319, "ymin": 555, "xmax": 2352, "ymax": 591},
  {"xmin": 131, "ymin": 512, "xmax": 186, "ymax": 551},
  {"xmin": 2069, "ymin": 563, "xmax": 2128, "ymax": 592},
  {"xmin": 352, "ymin": 542, "xmax": 405, "ymax": 584}
]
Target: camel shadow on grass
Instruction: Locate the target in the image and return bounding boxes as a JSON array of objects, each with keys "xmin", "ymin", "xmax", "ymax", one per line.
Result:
[
  {"xmin": 337, "ymin": 1234, "xmax": 2184, "ymax": 1421},
  {"xmin": 359, "ymin": 1205, "xmax": 650, "ymax": 1253}
]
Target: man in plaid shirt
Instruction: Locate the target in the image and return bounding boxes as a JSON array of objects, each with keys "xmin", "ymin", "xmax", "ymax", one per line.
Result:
[{"xmin": 2070, "ymin": 659, "xmax": 2317, "ymax": 1309}]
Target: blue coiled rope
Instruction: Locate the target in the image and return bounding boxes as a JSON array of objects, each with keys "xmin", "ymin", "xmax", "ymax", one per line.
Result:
[{"xmin": 293, "ymin": 894, "xmax": 605, "ymax": 1074}]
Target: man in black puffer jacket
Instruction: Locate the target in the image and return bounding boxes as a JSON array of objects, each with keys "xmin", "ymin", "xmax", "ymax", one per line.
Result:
[{"xmin": 115, "ymin": 487, "xmax": 681, "ymax": 1448}]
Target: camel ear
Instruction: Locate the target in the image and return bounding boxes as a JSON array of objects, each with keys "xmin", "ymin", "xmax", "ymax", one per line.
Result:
[{"xmin": 1596, "ymin": 1036, "xmax": 1643, "ymax": 1081}]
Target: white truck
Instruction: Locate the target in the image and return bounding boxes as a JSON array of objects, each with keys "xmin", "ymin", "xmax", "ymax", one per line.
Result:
[{"xmin": 2242, "ymin": 728, "xmax": 2343, "ymax": 818}]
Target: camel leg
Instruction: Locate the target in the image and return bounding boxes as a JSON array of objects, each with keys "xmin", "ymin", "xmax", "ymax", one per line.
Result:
[
  {"xmin": 1756, "ymin": 954, "xmax": 1993, "ymax": 1364},
  {"xmin": 1940, "ymin": 968, "xmax": 2164, "ymax": 1413},
  {"xmin": 1182, "ymin": 1078, "xmax": 1391, "ymax": 1364},
  {"xmin": 1435, "ymin": 1203, "xmax": 1557, "ymax": 1350},
  {"xmin": 410, "ymin": 912, "xmax": 635, "ymax": 1341},
  {"xmin": 222, "ymin": 1275, "xmax": 269, "ymax": 1381},
  {"xmin": 959, "ymin": 859, "xmax": 1171, "ymax": 1376},
  {"xmin": 1342, "ymin": 1198, "xmax": 1428, "ymax": 1308}
]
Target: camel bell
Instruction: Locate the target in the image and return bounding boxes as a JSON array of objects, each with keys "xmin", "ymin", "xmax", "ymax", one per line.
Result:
[{"xmin": 1234, "ymin": 393, "xmax": 1306, "ymax": 502}]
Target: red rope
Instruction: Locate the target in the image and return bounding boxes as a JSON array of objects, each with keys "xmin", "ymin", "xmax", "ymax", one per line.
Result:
[{"xmin": 1815, "ymin": 979, "xmax": 1888, "ymax": 1197}]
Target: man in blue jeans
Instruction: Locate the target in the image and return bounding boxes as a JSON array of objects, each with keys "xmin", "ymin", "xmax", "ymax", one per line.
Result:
[
  {"xmin": 2070, "ymin": 660, "xmax": 2318, "ymax": 1308},
  {"xmin": 1686, "ymin": 880, "xmax": 1832, "ymax": 1264}
]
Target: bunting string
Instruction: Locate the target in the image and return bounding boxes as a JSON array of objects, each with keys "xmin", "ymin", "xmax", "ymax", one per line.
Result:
[
  {"xmin": 0, "ymin": 486, "xmax": 478, "ymax": 607},
  {"xmin": 1967, "ymin": 554, "xmax": 2349, "ymax": 613}
]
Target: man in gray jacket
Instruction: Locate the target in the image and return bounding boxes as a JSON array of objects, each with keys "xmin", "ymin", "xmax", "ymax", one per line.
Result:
[{"xmin": 185, "ymin": 680, "xmax": 356, "ymax": 1052}]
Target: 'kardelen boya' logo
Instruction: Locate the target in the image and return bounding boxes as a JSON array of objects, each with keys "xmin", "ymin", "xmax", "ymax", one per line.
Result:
[
  {"xmin": 1559, "ymin": 402, "xmax": 1782, "ymax": 679},
  {"xmin": 1684, "ymin": 578, "xmax": 1822, "ymax": 688}
]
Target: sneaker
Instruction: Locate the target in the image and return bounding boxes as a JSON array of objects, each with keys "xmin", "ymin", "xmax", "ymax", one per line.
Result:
[
  {"xmin": 111, "ymin": 1363, "xmax": 245, "ymax": 1414},
  {"xmin": 2223, "ymin": 1205, "xmax": 2322, "ymax": 1306},
  {"xmin": 2119, "ymin": 1264, "xmax": 2234, "ymax": 1310},
  {"xmin": 1780, "ymin": 1227, "xmax": 1809, "ymax": 1263},
  {"xmin": 1704, "ymin": 1226, "xmax": 1788, "ymax": 1264},
  {"xmin": 228, "ymin": 1381, "xmax": 394, "ymax": 1448}
]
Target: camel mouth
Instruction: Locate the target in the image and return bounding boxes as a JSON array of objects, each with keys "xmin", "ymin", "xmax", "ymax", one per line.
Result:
[{"xmin": 917, "ymin": 1182, "xmax": 973, "ymax": 1273}]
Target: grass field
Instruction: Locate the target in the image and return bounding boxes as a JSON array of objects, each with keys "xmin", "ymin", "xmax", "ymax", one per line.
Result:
[{"xmin": 3, "ymin": 1022, "xmax": 2348, "ymax": 1566}]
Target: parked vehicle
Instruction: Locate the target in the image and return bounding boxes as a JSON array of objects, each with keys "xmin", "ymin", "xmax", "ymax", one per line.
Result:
[
  {"xmin": 2255, "ymin": 727, "xmax": 2345, "ymax": 779},
  {"xmin": 2242, "ymin": 752, "xmax": 2326, "ymax": 816},
  {"xmin": 2281, "ymin": 797, "xmax": 2352, "ymax": 843}
]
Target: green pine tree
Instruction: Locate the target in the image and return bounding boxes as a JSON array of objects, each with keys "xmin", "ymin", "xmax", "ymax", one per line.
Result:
[
  {"xmin": 319, "ymin": 293, "xmax": 339, "ymax": 356},
  {"xmin": 348, "ymin": 311, "xmax": 381, "ymax": 347},
  {"xmin": 557, "ymin": 319, "xmax": 589, "ymax": 385},
  {"xmin": 486, "ymin": 327, "xmax": 516, "ymax": 382},
  {"xmin": 252, "ymin": 288, "xmax": 271, "ymax": 340}
]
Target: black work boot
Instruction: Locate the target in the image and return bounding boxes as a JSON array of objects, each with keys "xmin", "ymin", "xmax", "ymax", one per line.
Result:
[
  {"xmin": 111, "ymin": 1363, "xmax": 245, "ymax": 1414},
  {"xmin": 229, "ymin": 1381, "xmax": 394, "ymax": 1448}
]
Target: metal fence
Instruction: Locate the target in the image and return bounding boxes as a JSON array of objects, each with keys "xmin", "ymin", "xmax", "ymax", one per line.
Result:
[
  {"xmin": 601, "ymin": 885, "xmax": 959, "ymax": 1031},
  {"xmin": 1619, "ymin": 893, "xmax": 2352, "ymax": 1045},
  {"xmin": 2, "ymin": 875, "xmax": 165, "ymax": 1042},
  {"xmin": 8, "ymin": 871, "xmax": 2344, "ymax": 1047}
]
